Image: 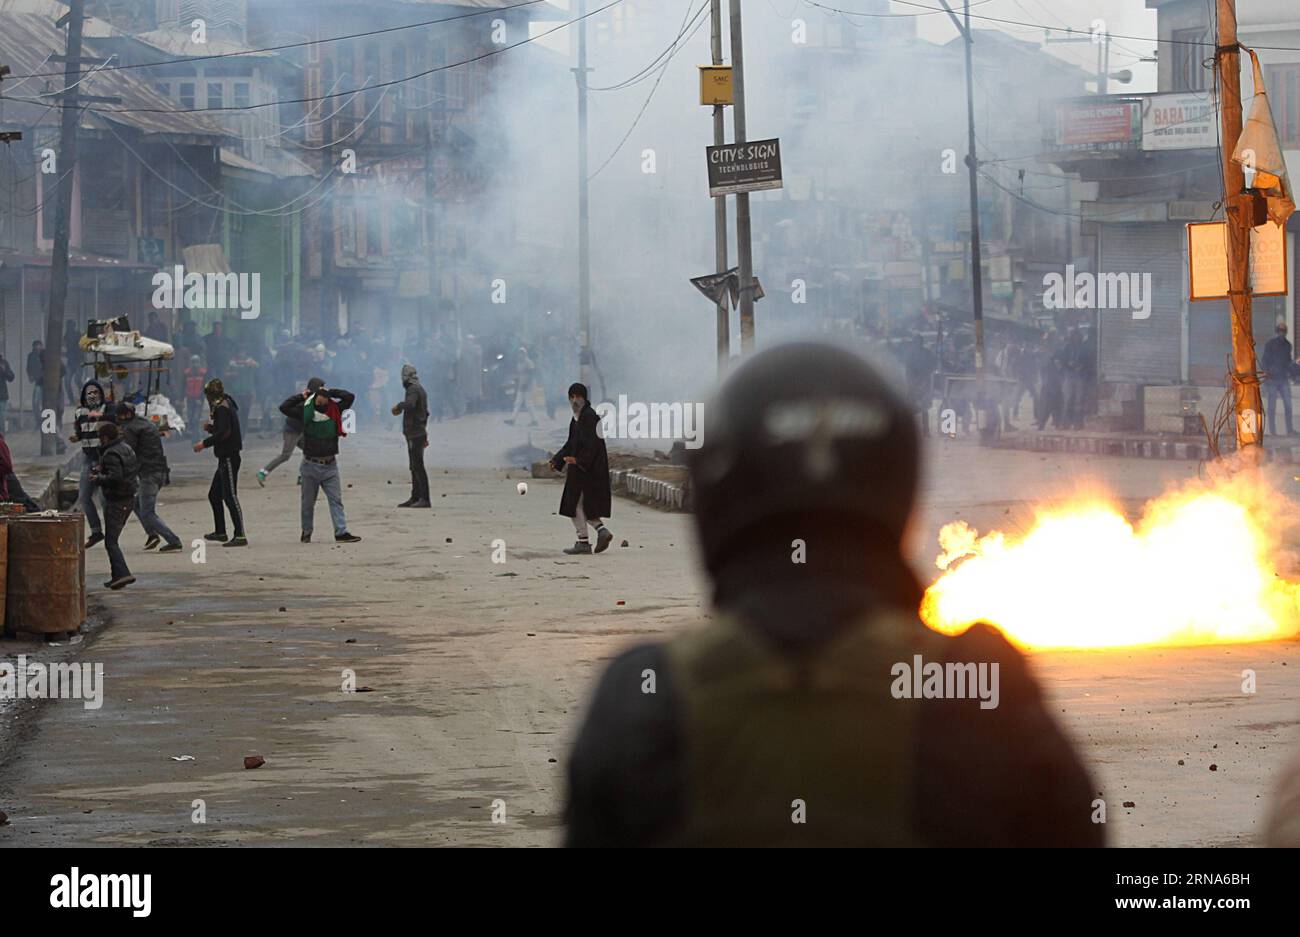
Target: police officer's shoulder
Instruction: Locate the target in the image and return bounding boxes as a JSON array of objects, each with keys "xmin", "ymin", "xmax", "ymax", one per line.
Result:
[{"xmin": 938, "ymin": 622, "xmax": 1039, "ymax": 705}]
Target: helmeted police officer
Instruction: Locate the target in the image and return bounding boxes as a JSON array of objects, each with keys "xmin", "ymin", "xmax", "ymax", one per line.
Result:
[{"xmin": 564, "ymin": 342, "xmax": 1101, "ymax": 847}]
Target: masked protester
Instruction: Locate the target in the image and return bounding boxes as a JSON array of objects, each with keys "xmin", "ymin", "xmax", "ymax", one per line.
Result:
[
  {"xmin": 279, "ymin": 380, "xmax": 361, "ymax": 544},
  {"xmin": 392, "ymin": 364, "xmax": 431, "ymax": 508},
  {"xmin": 549, "ymin": 382, "xmax": 612, "ymax": 555},
  {"xmin": 193, "ymin": 378, "xmax": 247, "ymax": 547},
  {"xmin": 69, "ymin": 379, "xmax": 110, "ymax": 548},
  {"xmin": 117, "ymin": 402, "xmax": 182, "ymax": 553},
  {"xmin": 260, "ymin": 377, "xmax": 323, "ymax": 487},
  {"xmin": 93, "ymin": 422, "xmax": 139, "ymax": 590},
  {"xmin": 564, "ymin": 343, "xmax": 1101, "ymax": 847}
]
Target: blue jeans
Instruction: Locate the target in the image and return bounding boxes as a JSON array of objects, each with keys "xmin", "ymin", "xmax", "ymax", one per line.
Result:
[
  {"xmin": 78, "ymin": 450, "xmax": 103, "ymax": 535},
  {"xmin": 1265, "ymin": 380, "xmax": 1294, "ymax": 435},
  {"xmin": 300, "ymin": 458, "xmax": 347, "ymax": 537},
  {"xmin": 134, "ymin": 474, "xmax": 181, "ymax": 547}
]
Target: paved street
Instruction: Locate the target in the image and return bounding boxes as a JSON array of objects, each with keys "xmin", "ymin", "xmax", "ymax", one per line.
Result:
[{"xmin": 0, "ymin": 414, "xmax": 1297, "ymax": 846}]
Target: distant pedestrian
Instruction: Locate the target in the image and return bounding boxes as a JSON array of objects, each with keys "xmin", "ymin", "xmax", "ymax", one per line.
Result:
[
  {"xmin": 193, "ymin": 378, "xmax": 247, "ymax": 547},
  {"xmin": 549, "ymin": 382, "xmax": 612, "ymax": 555},
  {"xmin": 392, "ymin": 364, "xmax": 431, "ymax": 508},
  {"xmin": 506, "ymin": 346, "xmax": 540, "ymax": 427},
  {"xmin": 0, "ymin": 351, "xmax": 14, "ymax": 434},
  {"xmin": 182, "ymin": 355, "xmax": 208, "ymax": 437},
  {"xmin": 117, "ymin": 402, "xmax": 183, "ymax": 554},
  {"xmin": 93, "ymin": 422, "xmax": 139, "ymax": 590},
  {"xmin": 1262, "ymin": 322, "xmax": 1296, "ymax": 437},
  {"xmin": 279, "ymin": 381, "xmax": 361, "ymax": 544},
  {"xmin": 26, "ymin": 340, "xmax": 44, "ymax": 430}
]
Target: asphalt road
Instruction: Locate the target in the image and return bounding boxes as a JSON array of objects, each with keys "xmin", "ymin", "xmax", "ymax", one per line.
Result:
[{"xmin": 0, "ymin": 412, "xmax": 1297, "ymax": 846}]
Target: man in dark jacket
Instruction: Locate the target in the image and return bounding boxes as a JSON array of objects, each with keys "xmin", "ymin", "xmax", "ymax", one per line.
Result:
[
  {"xmin": 192, "ymin": 378, "xmax": 247, "ymax": 547},
  {"xmin": 279, "ymin": 381, "xmax": 361, "ymax": 544},
  {"xmin": 549, "ymin": 382, "xmax": 612, "ymax": 555},
  {"xmin": 392, "ymin": 364, "xmax": 430, "ymax": 508},
  {"xmin": 69, "ymin": 379, "xmax": 109, "ymax": 548},
  {"xmin": 564, "ymin": 343, "xmax": 1101, "ymax": 847},
  {"xmin": 118, "ymin": 402, "xmax": 182, "ymax": 553},
  {"xmin": 26, "ymin": 340, "xmax": 44, "ymax": 429},
  {"xmin": 93, "ymin": 423, "xmax": 139, "ymax": 590},
  {"xmin": 1262, "ymin": 322, "xmax": 1296, "ymax": 436}
]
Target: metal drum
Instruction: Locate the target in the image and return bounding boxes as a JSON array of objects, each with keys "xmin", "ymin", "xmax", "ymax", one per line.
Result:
[{"xmin": 5, "ymin": 514, "xmax": 85, "ymax": 636}]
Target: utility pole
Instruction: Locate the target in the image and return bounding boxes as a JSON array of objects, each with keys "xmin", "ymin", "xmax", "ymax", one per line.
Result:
[
  {"xmin": 728, "ymin": 0, "xmax": 755, "ymax": 353},
  {"xmin": 939, "ymin": 0, "xmax": 988, "ymax": 435},
  {"xmin": 575, "ymin": 0, "xmax": 593, "ymax": 389},
  {"xmin": 1215, "ymin": 0, "xmax": 1263, "ymax": 457},
  {"xmin": 711, "ymin": 0, "xmax": 729, "ymax": 372},
  {"xmin": 43, "ymin": 0, "xmax": 87, "ymax": 457}
]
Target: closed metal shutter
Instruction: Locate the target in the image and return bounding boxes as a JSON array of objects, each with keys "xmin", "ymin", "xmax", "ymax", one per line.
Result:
[{"xmin": 1098, "ymin": 223, "xmax": 1183, "ymax": 383}]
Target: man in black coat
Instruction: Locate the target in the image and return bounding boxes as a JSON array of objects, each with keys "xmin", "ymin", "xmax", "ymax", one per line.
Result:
[
  {"xmin": 193, "ymin": 378, "xmax": 247, "ymax": 547},
  {"xmin": 392, "ymin": 364, "xmax": 431, "ymax": 508},
  {"xmin": 549, "ymin": 382, "xmax": 612, "ymax": 555},
  {"xmin": 93, "ymin": 423, "xmax": 139, "ymax": 590}
]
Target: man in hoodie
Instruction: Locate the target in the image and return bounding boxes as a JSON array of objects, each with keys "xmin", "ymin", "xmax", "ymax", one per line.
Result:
[
  {"xmin": 392, "ymin": 364, "xmax": 430, "ymax": 508},
  {"xmin": 117, "ymin": 402, "xmax": 182, "ymax": 554},
  {"xmin": 68, "ymin": 379, "xmax": 110, "ymax": 548},
  {"xmin": 192, "ymin": 378, "xmax": 247, "ymax": 547},
  {"xmin": 279, "ymin": 381, "xmax": 361, "ymax": 544},
  {"xmin": 93, "ymin": 422, "xmax": 139, "ymax": 590},
  {"xmin": 259, "ymin": 377, "xmax": 322, "ymax": 486},
  {"xmin": 549, "ymin": 383, "xmax": 613, "ymax": 555}
]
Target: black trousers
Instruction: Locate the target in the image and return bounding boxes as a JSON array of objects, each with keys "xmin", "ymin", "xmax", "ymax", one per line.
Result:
[
  {"xmin": 208, "ymin": 454, "xmax": 245, "ymax": 537},
  {"xmin": 103, "ymin": 499, "xmax": 133, "ymax": 581},
  {"xmin": 407, "ymin": 435, "xmax": 430, "ymax": 503}
]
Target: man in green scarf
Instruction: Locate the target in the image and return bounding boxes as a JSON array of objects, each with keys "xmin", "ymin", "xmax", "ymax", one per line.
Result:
[{"xmin": 279, "ymin": 381, "xmax": 362, "ymax": 544}]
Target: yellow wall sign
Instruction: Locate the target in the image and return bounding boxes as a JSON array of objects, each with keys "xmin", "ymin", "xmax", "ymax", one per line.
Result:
[
  {"xmin": 1187, "ymin": 220, "xmax": 1289, "ymax": 301},
  {"xmin": 699, "ymin": 66, "xmax": 733, "ymax": 106}
]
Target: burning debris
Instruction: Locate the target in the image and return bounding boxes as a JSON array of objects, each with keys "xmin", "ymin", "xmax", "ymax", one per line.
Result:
[{"xmin": 921, "ymin": 473, "xmax": 1300, "ymax": 650}]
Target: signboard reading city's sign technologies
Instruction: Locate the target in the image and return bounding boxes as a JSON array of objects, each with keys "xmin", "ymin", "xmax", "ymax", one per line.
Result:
[
  {"xmin": 1142, "ymin": 93, "xmax": 1216, "ymax": 151},
  {"xmin": 1054, "ymin": 101, "xmax": 1141, "ymax": 150},
  {"xmin": 1187, "ymin": 220, "xmax": 1289, "ymax": 300},
  {"xmin": 707, "ymin": 138, "xmax": 783, "ymax": 197}
]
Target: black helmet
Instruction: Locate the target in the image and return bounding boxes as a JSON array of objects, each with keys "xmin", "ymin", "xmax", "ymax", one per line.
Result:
[{"xmin": 690, "ymin": 342, "xmax": 919, "ymax": 578}]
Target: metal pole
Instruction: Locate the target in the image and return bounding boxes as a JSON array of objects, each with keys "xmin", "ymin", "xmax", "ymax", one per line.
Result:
[
  {"xmin": 1215, "ymin": 0, "xmax": 1263, "ymax": 457},
  {"xmin": 711, "ymin": 0, "xmax": 729, "ymax": 372},
  {"xmin": 576, "ymin": 0, "xmax": 592, "ymax": 389},
  {"xmin": 729, "ymin": 0, "xmax": 755, "ymax": 353},
  {"xmin": 961, "ymin": 1, "xmax": 985, "ymax": 380},
  {"xmin": 43, "ymin": 0, "xmax": 86, "ymax": 455}
]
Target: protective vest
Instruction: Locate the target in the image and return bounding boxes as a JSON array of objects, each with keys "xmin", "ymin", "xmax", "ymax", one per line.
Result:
[{"xmin": 662, "ymin": 609, "xmax": 944, "ymax": 847}]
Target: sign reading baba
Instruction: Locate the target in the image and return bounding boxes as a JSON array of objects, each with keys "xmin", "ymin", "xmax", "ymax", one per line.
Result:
[
  {"xmin": 707, "ymin": 138, "xmax": 783, "ymax": 197},
  {"xmin": 151, "ymin": 265, "xmax": 261, "ymax": 320}
]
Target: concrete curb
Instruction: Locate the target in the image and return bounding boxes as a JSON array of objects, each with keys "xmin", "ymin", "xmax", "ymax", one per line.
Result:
[
  {"xmin": 610, "ymin": 469, "xmax": 689, "ymax": 511},
  {"xmin": 991, "ymin": 431, "xmax": 1300, "ymax": 463}
]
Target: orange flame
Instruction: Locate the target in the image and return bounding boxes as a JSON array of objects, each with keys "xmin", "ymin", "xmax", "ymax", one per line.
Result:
[{"xmin": 921, "ymin": 473, "xmax": 1300, "ymax": 650}]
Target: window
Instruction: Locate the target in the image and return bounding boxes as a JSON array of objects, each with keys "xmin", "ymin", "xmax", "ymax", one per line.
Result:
[
  {"xmin": 207, "ymin": 82, "xmax": 224, "ymax": 110},
  {"xmin": 179, "ymin": 82, "xmax": 195, "ymax": 109},
  {"xmin": 1172, "ymin": 27, "xmax": 1210, "ymax": 92},
  {"xmin": 233, "ymin": 82, "xmax": 251, "ymax": 109}
]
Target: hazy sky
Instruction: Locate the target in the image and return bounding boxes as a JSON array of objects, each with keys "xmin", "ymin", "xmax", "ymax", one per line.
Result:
[{"xmin": 546, "ymin": 0, "xmax": 1163, "ymax": 91}]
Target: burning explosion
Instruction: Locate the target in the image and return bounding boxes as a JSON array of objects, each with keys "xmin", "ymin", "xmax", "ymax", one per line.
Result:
[{"xmin": 921, "ymin": 473, "xmax": 1300, "ymax": 650}]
